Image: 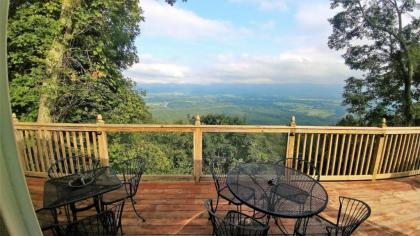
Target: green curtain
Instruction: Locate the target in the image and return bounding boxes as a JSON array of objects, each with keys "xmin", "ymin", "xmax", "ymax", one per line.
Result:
[{"xmin": 0, "ymin": 0, "xmax": 42, "ymax": 235}]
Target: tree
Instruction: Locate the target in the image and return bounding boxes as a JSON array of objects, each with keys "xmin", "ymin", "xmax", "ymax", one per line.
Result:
[
  {"xmin": 194, "ymin": 114, "xmax": 281, "ymax": 173},
  {"xmin": 8, "ymin": 0, "xmax": 151, "ymax": 123},
  {"xmin": 329, "ymin": 0, "xmax": 420, "ymax": 125}
]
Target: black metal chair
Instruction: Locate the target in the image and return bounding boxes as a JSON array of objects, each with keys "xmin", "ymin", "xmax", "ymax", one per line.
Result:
[
  {"xmin": 294, "ymin": 196, "xmax": 371, "ymax": 236},
  {"xmin": 101, "ymin": 156, "xmax": 146, "ymax": 222},
  {"xmin": 56, "ymin": 201, "xmax": 125, "ymax": 236},
  {"xmin": 48, "ymin": 155, "xmax": 100, "ymax": 179},
  {"xmin": 35, "ymin": 208, "xmax": 58, "ymax": 233},
  {"xmin": 210, "ymin": 156, "xmax": 255, "ymax": 212},
  {"xmin": 47, "ymin": 155, "xmax": 101, "ymax": 220},
  {"xmin": 205, "ymin": 199, "xmax": 269, "ymax": 236},
  {"xmin": 277, "ymin": 157, "xmax": 320, "ymax": 181}
]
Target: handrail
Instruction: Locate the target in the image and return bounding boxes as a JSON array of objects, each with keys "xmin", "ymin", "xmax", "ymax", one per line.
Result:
[{"xmin": 12, "ymin": 114, "xmax": 420, "ymax": 182}]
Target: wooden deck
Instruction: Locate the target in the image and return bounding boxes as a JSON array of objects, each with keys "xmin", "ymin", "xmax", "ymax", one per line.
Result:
[{"xmin": 27, "ymin": 176, "xmax": 420, "ymax": 235}]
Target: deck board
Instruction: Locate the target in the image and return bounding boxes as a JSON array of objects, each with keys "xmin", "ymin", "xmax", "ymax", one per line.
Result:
[{"xmin": 27, "ymin": 176, "xmax": 420, "ymax": 235}]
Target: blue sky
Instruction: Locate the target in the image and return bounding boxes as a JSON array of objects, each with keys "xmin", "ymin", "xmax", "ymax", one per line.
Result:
[{"xmin": 124, "ymin": 0, "xmax": 356, "ymax": 85}]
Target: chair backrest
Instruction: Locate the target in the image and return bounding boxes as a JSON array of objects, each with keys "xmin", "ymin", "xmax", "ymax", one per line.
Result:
[
  {"xmin": 121, "ymin": 156, "xmax": 145, "ymax": 197},
  {"xmin": 58, "ymin": 201, "xmax": 125, "ymax": 236},
  {"xmin": 333, "ymin": 196, "xmax": 371, "ymax": 236},
  {"xmin": 48, "ymin": 155, "xmax": 100, "ymax": 179},
  {"xmin": 278, "ymin": 157, "xmax": 320, "ymax": 181},
  {"xmin": 204, "ymin": 199, "xmax": 268, "ymax": 236},
  {"xmin": 210, "ymin": 156, "xmax": 230, "ymax": 192}
]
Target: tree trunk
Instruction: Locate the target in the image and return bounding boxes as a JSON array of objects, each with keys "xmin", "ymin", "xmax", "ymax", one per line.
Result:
[
  {"xmin": 403, "ymin": 62, "xmax": 414, "ymax": 125},
  {"xmin": 36, "ymin": 0, "xmax": 80, "ymax": 122}
]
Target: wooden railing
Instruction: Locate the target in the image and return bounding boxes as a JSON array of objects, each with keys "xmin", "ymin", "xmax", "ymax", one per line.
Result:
[{"xmin": 12, "ymin": 114, "xmax": 420, "ymax": 181}]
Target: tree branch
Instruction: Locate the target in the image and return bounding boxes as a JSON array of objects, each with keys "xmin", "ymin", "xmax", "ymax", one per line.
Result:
[{"xmin": 355, "ymin": 0, "xmax": 408, "ymax": 53}]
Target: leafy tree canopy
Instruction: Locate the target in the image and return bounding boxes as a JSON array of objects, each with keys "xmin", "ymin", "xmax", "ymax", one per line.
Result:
[
  {"xmin": 8, "ymin": 0, "xmax": 151, "ymax": 123},
  {"xmin": 329, "ymin": 0, "xmax": 420, "ymax": 126}
]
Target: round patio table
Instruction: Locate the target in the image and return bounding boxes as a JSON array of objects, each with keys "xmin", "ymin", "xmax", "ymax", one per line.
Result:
[{"xmin": 227, "ymin": 163, "xmax": 328, "ymax": 233}]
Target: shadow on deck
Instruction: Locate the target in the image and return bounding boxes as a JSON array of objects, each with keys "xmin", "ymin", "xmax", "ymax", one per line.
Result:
[{"xmin": 27, "ymin": 176, "xmax": 420, "ymax": 235}]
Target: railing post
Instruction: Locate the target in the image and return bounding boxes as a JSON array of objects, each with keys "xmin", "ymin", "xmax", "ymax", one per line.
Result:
[
  {"xmin": 12, "ymin": 113, "xmax": 26, "ymax": 170},
  {"xmin": 96, "ymin": 114, "xmax": 109, "ymax": 167},
  {"xmin": 12, "ymin": 112, "xmax": 18, "ymax": 123},
  {"xmin": 286, "ymin": 116, "xmax": 296, "ymax": 167},
  {"xmin": 372, "ymin": 118, "xmax": 387, "ymax": 181},
  {"xmin": 193, "ymin": 115, "xmax": 202, "ymax": 182}
]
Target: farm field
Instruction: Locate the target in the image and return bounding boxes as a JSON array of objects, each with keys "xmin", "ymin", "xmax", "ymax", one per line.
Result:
[{"xmin": 142, "ymin": 84, "xmax": 346, "ymax": 125}]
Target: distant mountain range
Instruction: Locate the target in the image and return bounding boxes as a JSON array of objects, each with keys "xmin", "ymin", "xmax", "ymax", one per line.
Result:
[{"xmin": 138, "ymin": 83, "xmax": 346, "ymax": 125}]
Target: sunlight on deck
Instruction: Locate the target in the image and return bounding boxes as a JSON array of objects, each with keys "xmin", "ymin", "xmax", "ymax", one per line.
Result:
[{"xmin": 27, "ymin": 176, "xmax": 420, "ymax": 235}]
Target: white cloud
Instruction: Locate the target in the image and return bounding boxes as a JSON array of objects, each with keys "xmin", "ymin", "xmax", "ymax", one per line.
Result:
[
  {"xmin": 125, "ymin": 48, "xmax": 355, "ymax": 85},
  {"xmin": 124, "ymin": 56, "xmax": 192, "ymax": 84},
  {"xmin": 127, "ymin": 0, "xmax": 358, "ymax": 85},
  {"xmin": 210, "ymin": 48, "xmax": 353, "ymax": 84},
  {"xmin": 295, "ymin": 2, "xmax": 334, "ymax": 32},
  {"xmin": 140, "ymin": 0, "xmax": 249, "ymax": 40},
  {"xmin": 229, "ymin": 0, "xmax": 290, "ymax": 11}
]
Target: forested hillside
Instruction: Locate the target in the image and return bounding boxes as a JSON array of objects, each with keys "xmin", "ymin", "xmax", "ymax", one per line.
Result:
[
  {"xmin": 7, "ymin": 1, "xmax": 285, "ymax": 174},
  {"xmin": 7, "ymin": 0, "xmax": 420, "ymax": 174}
]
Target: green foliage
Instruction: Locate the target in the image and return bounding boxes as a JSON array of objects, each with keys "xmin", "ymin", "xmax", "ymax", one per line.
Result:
[
  {"xmin": 7, "ymin": 1, "xmax": 61, "ymax": 120},
  {"xmin": 329, "ymin": 0, "xmax": 420, "ymax": 126},
  {"xmin": 7, "ymin": 0, "xmax": 149, "ymax": 123},
  {"xmin": 108, "ymin": 132, "xmax": 193, "ymax": 175},
  {"xmin": 196, "ymin": 114, "xmax": 285, "ymax": 174}
]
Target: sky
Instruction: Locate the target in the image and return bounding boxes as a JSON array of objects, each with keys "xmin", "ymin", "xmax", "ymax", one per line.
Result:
[{"xmin": 124, "ymin": 0, "xmax": 357, "ymax": 85}]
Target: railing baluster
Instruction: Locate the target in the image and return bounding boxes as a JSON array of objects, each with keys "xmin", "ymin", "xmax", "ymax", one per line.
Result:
[
  {"xmin": 59, "ymin": 131, "xmax": 69, "ymax": 174},
  {"xmin": 399, "ymin": 134, "xmax": 411, "ymax": 172},
  {"xmin": 314, "ymin": 133, "xmax": 320, "ymax": 176},
  {"xmin": 382, "ymin": 135, "xmax": 393, "ymax": 173},
  {"xmin": 326, "ymin": 134, "xmax": 333, "ymax": 176},
  {"xmin": 85, "ymin": 131, "xmax": 93, "ymax": 167},
  {"xmin": 387, "ymin": 134, "xmax": 399, "ymax": 173},
  {"xmin": 301, "ymin": 134, "xmax": 308, "ymax": 173},
  {"xmin": 12, "ymin": 119, "xmax": 420, "ymax": 181},
  {"xmin": 348, "ymin": 134, "xmax": 358, "ymax": 175},
  {"xmin": 308, "ymin": 134, "xmax": 314, "ymax": 175},
  {"xmin": 415, "ymin": 134, "xmax": 420, "ymax": 169},
  {"xmin": 71, "ymin": 131, "xmax": 80, "ymax": 171},
  {"xmin": 393, "ymin": 134, "xmax": 406, "ymax": 172},
  {"xmin": 366, "ymin": 134, "xmax": 376, "ymax": 175},
  {"xmin": 409, "ymin": 134, "xmax": 420, "ymax": 170},
  {"xmin": 52, "ymin": 131, "xmax": 62, "ymax": 173},
  {"xmin": 337, "ymin": 134, "xmax": 346, "ymax": 175},
  {"xmin": 360, "ymin": 134, "xmax": 370, "ymax": 175},
  {"xmin": 65, "ymin": 131, "xmax": 74, "ymax": 173},
  {"xmin": 343, "ymin": 134, "xmax": 352, "ymax": 175},
  {"xmin": 332, "ymin": 134, "xmax": 339, "ymax": 175},
  {"xmin": 355, "ymin": 134, "xmax": 364, "ymax": 175},
  {"xmin": 320, "ymin": 134, "xmax": 326, "ymax": 175}
]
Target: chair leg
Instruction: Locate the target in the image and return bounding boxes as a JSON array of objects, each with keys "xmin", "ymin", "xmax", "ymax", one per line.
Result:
[
  {"xmin": 214, "ymin": 195, "xmax": 220, "ymax": 212},
  {"xmin": 236, "ymin": 204, "xmax": 242, "ymax": 212},
  {"xmin": 209, "ymin": 195, "xmax": 220, "ymax": 220},
  {"xmin": 120, "ymin": 222, "xmax": 124, "ymax": 236},
  {"xmin": 130, "ymin": 196, "xmax": 146, "ymax": 222}
]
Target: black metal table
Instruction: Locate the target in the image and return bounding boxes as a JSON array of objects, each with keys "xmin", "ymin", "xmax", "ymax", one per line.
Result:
[
  {"xmin": 227, "ymin": 163, "xmax": 328, "ymax": 234},
  {"xmin": 43, "ymin": 167, "xmax": 122, "ymax": 222}
]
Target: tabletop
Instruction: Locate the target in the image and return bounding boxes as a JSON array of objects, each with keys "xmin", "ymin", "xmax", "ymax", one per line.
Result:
[
  {"xmin": 43, "ymin": 167, "xmax": 122, "ymax": 209},
  {"xmin": 227, "ymin": 163, "xmax": 328, "ymax": 218}
]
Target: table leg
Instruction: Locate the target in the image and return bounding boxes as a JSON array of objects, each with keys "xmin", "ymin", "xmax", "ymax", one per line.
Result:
[
  {"xmin": 274, "ymin": 217, "xmax": 290, "ymax": 235},
  {"xmin": 94, "ymin": 196, "xmax": 102, "ymax": 212},
  {"xmin": 294, "ymin": 217, "xmax": 310, "ymax": 236},
  {"xmin": 62, "ymin": 204, "xmax": 72, "ymax": 223},
  {"xmin": 69, "ymin": 203, "xmax": 78, "ymax": 221}
]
